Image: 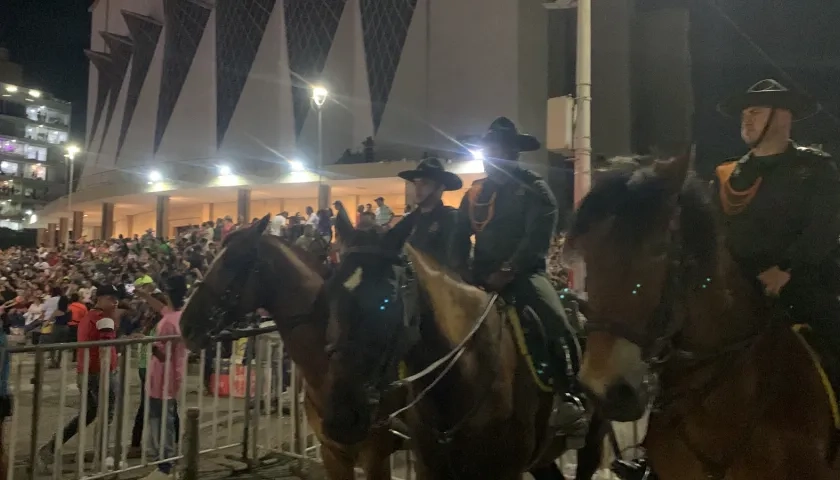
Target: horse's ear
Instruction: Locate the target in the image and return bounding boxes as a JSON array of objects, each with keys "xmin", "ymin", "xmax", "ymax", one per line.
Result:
[
  {"xmin": 653, "ymin": 144, "xmax": 693, "ymax": 195},
  {"xmin": 333, "ymin": 202, "xmax": 356, "ymax": 242},
  {"xmin": 254, "ymin": 214, "xmax": 271, "ymax": 235}
]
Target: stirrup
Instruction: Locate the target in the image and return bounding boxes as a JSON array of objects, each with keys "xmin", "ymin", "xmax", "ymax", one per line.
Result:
[
  {"xmin": 611, "ymin": 458, "xmax": 658, "ymax": 480},
  {"xmin": 549, "ymin": 394, "xmax": 587, "ymax": 444}
]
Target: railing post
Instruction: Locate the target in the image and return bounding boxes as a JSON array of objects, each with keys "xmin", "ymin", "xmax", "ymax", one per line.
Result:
[
  {"xmin": 113, "ymin": 345, "xmax": 129, "ymax": 467},
  {"xmin": 28, "ymin": 348, "xmax": 45, "ymax": 480},
  {"xmin": 183, "ymin": 408, "xmax": 200, "ymax": 480}
]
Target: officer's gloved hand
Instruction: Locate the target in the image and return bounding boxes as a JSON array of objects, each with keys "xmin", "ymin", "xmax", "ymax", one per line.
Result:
[{"xmin": 611, "ymin": 458, "xmax": 657, "ymax": 480}]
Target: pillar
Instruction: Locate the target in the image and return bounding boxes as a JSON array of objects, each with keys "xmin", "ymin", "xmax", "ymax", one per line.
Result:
[
  {"xmin": 72, "ymin": 211, "xmax": 84, "ymax": 241},
  {"xmin": 36, "ymin": 228, "xmax": 47, "ymax": 246},
  {"xmin": 156, "ymin": 196, "xmax": 170, "ymax": 239},
  {"xmin": 46, "ymin": 223, "xmax": 57, "ymax": 248},
  {"xmin": 101, "ymin": 202, "xmax": 114, "ymax": 240},
  {"xmin": 125, "ymin": 215, "xmax": 134, "ymax": 238},
  {"xmin": 92, "ymin": 226, "xmax": 102, "ymax": 240},
  {"xmin": 317, "ymin": 184, "xmax": 331, "ymax": 210},
  {"xmin": 58, "ymin": 217, "xmax": 69, "ymax": 246},
  {"xmin": 236, "ymin": 189, "xmax": 251, "ymax": 224}
]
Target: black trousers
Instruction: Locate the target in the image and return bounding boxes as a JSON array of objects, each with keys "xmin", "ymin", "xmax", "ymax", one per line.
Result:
[
  {"xmin": 780, "ymin": 281, "xmax": 840, "ymax": 362},
  {"xmin": 501, "ymin": 272, "xmax": 582, "ymax": 382}
]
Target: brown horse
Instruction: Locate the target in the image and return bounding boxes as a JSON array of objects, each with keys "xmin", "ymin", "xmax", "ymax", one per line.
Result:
[
  {"xmin": 179, "ymin": 217, "xmax": 402, "ymax": 480},
  {"xmin": 567, "ymin": 153, "xmax": 840, "ymax": 479},
  {"xmin": 320, "ymin": 227, "xmax": 606, "ymax": 480}
]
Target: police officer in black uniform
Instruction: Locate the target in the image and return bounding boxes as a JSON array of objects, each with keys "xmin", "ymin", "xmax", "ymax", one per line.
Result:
[
  {"xmin": 714, "ymin": 79, "xmax": 840, "ymax": 370},
  {"xmin": 389, "ymin": 157, "xmax": 463, "ymax": 268},
  {"xmin": 450, "ymin": 117, "xmax": 587, "ymax": 435}
]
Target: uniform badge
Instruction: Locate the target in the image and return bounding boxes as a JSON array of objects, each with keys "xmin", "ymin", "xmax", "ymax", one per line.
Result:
[{"xmin": 429, "ymin": 222, "xmax": 439, "ymax": 233}]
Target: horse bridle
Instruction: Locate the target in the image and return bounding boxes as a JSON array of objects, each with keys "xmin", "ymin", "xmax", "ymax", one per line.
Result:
[{"xmin": 584, "ymin": 201, "xmax": 687, "ymax": 368}]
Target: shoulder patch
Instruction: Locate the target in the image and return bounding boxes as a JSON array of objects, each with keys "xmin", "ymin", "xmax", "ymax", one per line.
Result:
[{"xmin": 795, "ymin": 144, "xmax": 831, "ymax": 159}]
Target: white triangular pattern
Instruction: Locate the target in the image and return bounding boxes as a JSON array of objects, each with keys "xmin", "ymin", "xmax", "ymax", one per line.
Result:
[
  {"xmin": 297, "ymin": 0, "xmax": 358, "ymax": 167},
  {"xmin": 351, "ymin": 0, "xmax": 374, "ymax": 146},
  {"xmin": 375, "ymin": 0, "xmax": 432, "ymax": 151},
  {"xmin": 219, "ymin": 1, "xmax": 296, "ymax": 168},
  {"xmin": 156, "ymin": 8, "xmax": 217, "ymax": 164}
]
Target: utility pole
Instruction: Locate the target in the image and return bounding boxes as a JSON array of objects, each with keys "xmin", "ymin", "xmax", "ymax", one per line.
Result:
[{"xmin": 543, "ymin": 0, "xmax": 591, "ymax": 291}]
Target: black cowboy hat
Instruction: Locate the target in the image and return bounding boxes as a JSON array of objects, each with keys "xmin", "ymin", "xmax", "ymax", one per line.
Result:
[
  {"xmin": 398, "ymin": 157, "xmax": 463, "ymax": 191},
  {"xmin": 717, "ymin": 79, "xmax": 820, "ymax": 121},
  {"xmin": 465, "ymin": 117, "xmax": 541, "ymax": 153}
]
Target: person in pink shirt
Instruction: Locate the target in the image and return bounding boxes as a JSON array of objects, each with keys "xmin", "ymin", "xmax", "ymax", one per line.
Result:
[{"xmin": 136, "ymin": 275, "xmax": 187, "ymax": 480}]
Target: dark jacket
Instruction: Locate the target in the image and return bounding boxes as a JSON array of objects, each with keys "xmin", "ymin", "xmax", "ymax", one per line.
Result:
[
  {"xmin": 389, "ymin": 202, "xmax": 461, "ymax": 269},
  {"xmin": 713, "ymin": 144, "xmax": 840, "ymax": 288},
  {"xmin": 452, "ymin": 166, "xmax": 558, "ymax": 282}
]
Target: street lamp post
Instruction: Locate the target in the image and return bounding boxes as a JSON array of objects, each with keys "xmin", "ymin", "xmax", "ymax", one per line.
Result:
[
  {"xmin": 65, "ymin": 144, "xmax": 79, "ymax": 250},
  {"xmin": 311, "ymin": 85, "xmax": 328, "ymax": 209}
]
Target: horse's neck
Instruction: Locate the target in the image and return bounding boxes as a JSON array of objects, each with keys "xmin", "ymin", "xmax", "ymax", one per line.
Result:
[{"xmin": 679, "ymin": 250, "xmax": 765, "ymax": 352}]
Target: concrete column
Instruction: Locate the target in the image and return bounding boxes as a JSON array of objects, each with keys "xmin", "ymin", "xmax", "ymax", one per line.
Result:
[
  {"xmin": 101, "ymin": 202, "xmax": 114, "ymax": 240},
  {"xmin": 203, "ymin": 203, "xmax": 213, "ymax": 222},
  {"xmin": 58, "ymin": 217, "xmax": 69, "ymax": 246},
  {"xmin": 404, "ymin": 182, "xmax": 416, "ymax": 210},
  {"xmin": 92, "ymin": 226, "xmax": 102, "ymax": 240},
  {"xmin": 36, "ymin": 228, "xmax": 47, "ymax": 246},
  {"xmin": 236, "ymin": 189, "xmax": 251, "ymax": 224},
  {"xmin": 46, "ymin": 223, "xmax": 57, "ymax": 247},
  {"xmin": 317, "ymin": 184, "xmax": 331, "ymax": 210},
  {"xmin": 125, "ymin": 215, "xmax": 134, "ymax": 238},
  {"xmin": 72, "ymin": 211, "xmax": 84, "ymax": 241},
  {"xmin": 156, "ymin": 196, "xmax": 170, "ymax": 239}
]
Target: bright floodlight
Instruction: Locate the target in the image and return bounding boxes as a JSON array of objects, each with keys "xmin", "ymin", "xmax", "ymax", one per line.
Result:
[
  {"xmin": 311, "ymin": 86, "xmax": 328, "ymax": 107},
  {"xmin": 470, "ymin": 149, "xmax": 485, "ymax": 160},
  {"xmin": 289, "ymin": 160, "xmax": 305, "ymax": 172},
  {"xmin": 66, "ymin": 144, "xmax": 80, "ymax": 160},
  {"xmin": 218, "ymin": 164, "xmax": 233, "ymax": 176},
  {"xmin": 3, "ymin": 85, "xmax": 17, "ymax": 93},
  {"xmin": 148, "ymin": 170, "xmax": 163, "ymax": 183},
  {"xmin": 28, "ymin": 89, "xmax": 41, "ymax": 98},
  {"xmin": 24, "ymin": 209, "xmax": 32, "ymax": 215}
]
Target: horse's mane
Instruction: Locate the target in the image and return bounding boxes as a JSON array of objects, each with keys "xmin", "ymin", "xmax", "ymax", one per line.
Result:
[{"xmin": 568, "ymin": 167, "xmax": 719, "ymax": 269}]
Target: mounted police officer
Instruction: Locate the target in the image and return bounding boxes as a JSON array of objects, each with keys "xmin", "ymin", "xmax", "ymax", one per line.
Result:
[
  {"xmin": 714, "ymin": 79, "xmax": 840, "ymax": 372},
  {"xmin": 450, "ymin": 117, "xmax": 587, "ymax": 438},
  {"xmin": 389, "ymin": 157, "xmax": 463, "ymax": 268}
]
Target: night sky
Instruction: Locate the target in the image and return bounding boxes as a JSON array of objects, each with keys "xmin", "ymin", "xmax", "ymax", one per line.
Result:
[{"xmin": 1, "ymin": 0, "xmax": 838, "ymax": 173}]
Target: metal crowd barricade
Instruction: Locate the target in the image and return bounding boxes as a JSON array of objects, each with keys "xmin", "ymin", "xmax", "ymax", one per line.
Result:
[{"xmin": 0, "ymin": 325, "xmax": 417, "ymax": 479}]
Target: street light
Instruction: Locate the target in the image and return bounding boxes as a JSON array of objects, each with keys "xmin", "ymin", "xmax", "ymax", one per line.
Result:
[
  {"xmin": 28, "ymin": 89, "xmax": 41, "ymax": 98},
  {"xmin": 470, "ymin": 149, "xmax": 485, "ymax": 160},
  {"xmin": 289, "ymin": 159, "xmax": 305, "ymax": 172},
  {"xmin": 148, "ymin": 170, "xmax": 163, "ymax": 183},
  {"xmin": 65, "ymin": 144, "xmax": 79, "ymax": 250},
  {"xmin": 218, "ymin": 164, "xmax": 233, "ymax": 176},
  {"xmin": 311, "ymin": 85, "xmax": 329, "ymax": 209}
]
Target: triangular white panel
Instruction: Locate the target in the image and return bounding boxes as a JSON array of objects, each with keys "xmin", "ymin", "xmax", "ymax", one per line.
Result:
[
  {"xmin": 219, "ymin": 1, "xmax": 296, "ymax": 167},
  {"xmin": 156, "ymin": 8, "xmax": 218, "ymax": 164},
  {"xmin": 375, "ymin": 0, "xmax": 432, "ymax": 150},
  {"xmin": 96, "ymin": 67, "xmax": 131, "ymax": 171},
  {"xmin": 351, "ymin": 0, "xmax": 374, "ymax": 146},
  {"xmin": 297, "ymin": 0, "xmax": 358, "ymax": 167},
  {"xmin": 117, "ymin": 23, "xmax": 165, "ymax": 168}
]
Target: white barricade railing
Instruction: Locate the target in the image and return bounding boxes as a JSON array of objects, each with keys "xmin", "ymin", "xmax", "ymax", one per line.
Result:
[{"xmin": 2, "ymin": 329, "xmax": 642, "ymax": 479}]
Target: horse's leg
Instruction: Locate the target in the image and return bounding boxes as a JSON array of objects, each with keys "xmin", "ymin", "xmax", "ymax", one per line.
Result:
[
  {"xmin": 321, "ymin": 444, "xmax": 356, "ymax": 480},
  {"xmin": 358, "ymin": 444, "xmax": 393, "ymax": 480},
  {"xmin": 574, "ymin": 410, "xmax": 607, "ymax": 480},
  {"xmin": 529, "ymin": 463, "xmax": 565, "ymax": 480}
]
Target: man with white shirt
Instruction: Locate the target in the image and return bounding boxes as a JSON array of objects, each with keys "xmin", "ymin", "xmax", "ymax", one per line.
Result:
[
  {"xmin": 374, "ymin": 197, "xmax": 393, "ymax": 227},
  {"xmin": 304, "ymin": 206, "xmax": 319, "ymax": 226},
  {"xmin": 270, "ymin": 211, "xmax": 288, "ymax": 236}
]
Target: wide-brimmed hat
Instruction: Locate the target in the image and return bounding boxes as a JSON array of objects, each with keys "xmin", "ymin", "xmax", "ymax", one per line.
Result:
[
  {"xmin": 717, "ymin": 79, "xmax": 820, "ymax": 121},
  {"xmin": 472, "ymin": 117, "xmax": 541, "ymax": 153},
  {"xmin": 398, "ymin": 157, "xmax": 463, "ymax": 191}
]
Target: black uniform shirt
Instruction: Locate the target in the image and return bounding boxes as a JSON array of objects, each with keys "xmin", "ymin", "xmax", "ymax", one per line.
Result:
[
  {"xmin": 388, "ymin": 202, "xmax": 461, "ymax": 269},
  {"xmin": 453, "ymin": 166, "xmax": 558, "ymax": 282},
  {"xmin": 714, "ymin": 144, "xmax": 840, "ymax": 277}
]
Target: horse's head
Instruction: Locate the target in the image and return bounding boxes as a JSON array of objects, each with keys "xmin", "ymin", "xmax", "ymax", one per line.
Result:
[
  {"xmin": 567, "ymin": 148, "xmax": 717, "ymax": 421},
  {"xmin": 322, "ymin": 223, "xmax": 413, "ymax": 444},
  {"xmin": 180, "ymin": 214, "xmax": 324, "ymax": 352}
]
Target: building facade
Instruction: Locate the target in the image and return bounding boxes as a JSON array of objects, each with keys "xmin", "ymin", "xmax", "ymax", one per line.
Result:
[
  {"xmin": 37, "ymin": 0, "xmax": 693, "ymax": 241},
  {"xmin": 0, "ymin": 73, "xmax": 71, "ymax": 229}
]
